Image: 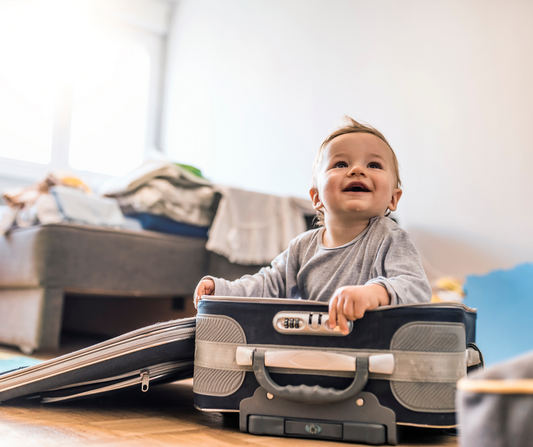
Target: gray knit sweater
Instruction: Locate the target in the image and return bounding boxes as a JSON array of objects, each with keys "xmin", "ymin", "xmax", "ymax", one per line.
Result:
[{"xmin": 208, "ymin": 216, "xmax": 432, "ymax": 305}]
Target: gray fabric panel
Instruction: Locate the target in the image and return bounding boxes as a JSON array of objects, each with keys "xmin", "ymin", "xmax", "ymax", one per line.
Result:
[
  {"xmin": 0, "ymin": 224, "xmax": 208, "ymax": 295},
  {"xmin": 391, "ymin": 322, "xmax": 465, "ymax": 353},
  {"xmin": 391, "ymin": 381, "xmax": 456, "ymax": 412},
  {"xmin": 193, "ymin": 365, "xmax": 245, "ymax": 396},
  {"xmin": 196, "ymin": 315, "xmax": 246, "ymax": 344}
]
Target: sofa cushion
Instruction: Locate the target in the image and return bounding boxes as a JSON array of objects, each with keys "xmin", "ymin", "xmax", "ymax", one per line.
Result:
[{"xmin": 0, "ymin": 224, "xmax": 208, "ymax": 296}]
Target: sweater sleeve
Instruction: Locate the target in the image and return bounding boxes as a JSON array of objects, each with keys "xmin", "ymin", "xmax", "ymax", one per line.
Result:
[
  {"xmin": 204, "ymin": 247, "xmax": 289, "ymax": 298},
  {"xmin": 365, "ymin": 228, "xmax": 432, "ymax": 305}
]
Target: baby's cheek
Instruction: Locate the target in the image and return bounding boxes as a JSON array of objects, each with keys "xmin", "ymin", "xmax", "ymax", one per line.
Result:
[{"xmin": 321, "ymin": 183, "xmax": 337, "ymax": 202}]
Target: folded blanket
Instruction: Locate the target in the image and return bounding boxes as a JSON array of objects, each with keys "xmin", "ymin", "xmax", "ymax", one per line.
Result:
[
  {"xmin": 101, "ymin": 160, "xmax": 217, "ymax": 227},
  {"xmin": 206, "ymin": 186, "xmax": 314, "ymax": 265},
  {"xmin": 99, "ymin": 159, "xmax": 212, "ymax": 195}
]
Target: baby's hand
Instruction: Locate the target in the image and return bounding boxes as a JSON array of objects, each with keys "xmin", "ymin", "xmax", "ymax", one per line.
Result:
[
  {"xmin": 328, "ymin": 284, "xmax": 390, "ymax": 335},
  {"xmin": 194, "ymin": 278, "xmax": 215, "ymax": 308}
]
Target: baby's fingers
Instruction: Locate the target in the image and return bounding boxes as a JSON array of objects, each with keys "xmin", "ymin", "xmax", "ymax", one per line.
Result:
[
  {"xmin": 193, "ymin": 285, "xmax": 203, "ymax": 308},
  {"xmin": 204, "ymin": 280, "xmax": 215, "ymax": 295},
  {"xmin": 328, "ymin": 296, "xmax": 338, "ymax": 329},
  {"xmin": 194, "ymin": 282, "xmax": 209, "ymax": 308},
  {"xmin": 334, "ymin": 295, "xmax": 349, "ymax": 334},
  {"xmin": 342, "ymin": 298, "xmax": 357, "ymax": 321},
  {"xmin": 336, "ymin": 313, "xmax": 350, "ymax": 335}
]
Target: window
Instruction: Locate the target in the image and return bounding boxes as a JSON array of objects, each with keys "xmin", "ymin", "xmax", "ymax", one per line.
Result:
[
  {"xmin": 0, "ymin": 0, "xmax": 167, "ymax": 184},
  {"xmin": 0, "ymin": 2, "xmax": 58, "ymax": 166},
  {"xmin": 68, "ymin": 33, "xmax": 151, "ymax": 177}
]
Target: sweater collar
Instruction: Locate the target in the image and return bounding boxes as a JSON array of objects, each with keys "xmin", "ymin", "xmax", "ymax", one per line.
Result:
[{"xmin": 317, "ymin": 216, "xmax": 380, "ymax": 250}]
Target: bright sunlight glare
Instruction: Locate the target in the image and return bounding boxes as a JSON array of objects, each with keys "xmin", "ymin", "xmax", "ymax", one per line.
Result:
[
  {"xmin": 0, "ymin": 0, "xmax": 151, "ymax": 177},
  {"xmin": 69, "ymin": 33, "xmax": 150, "ymax": 177},
  {"xmin": 0, "ymin": 0, "xmax": 76, "ymax": 164}
]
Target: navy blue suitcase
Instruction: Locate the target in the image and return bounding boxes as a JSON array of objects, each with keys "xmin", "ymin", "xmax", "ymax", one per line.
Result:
[{"xmin": 194, "ymin": 297, "xmax": 481, "ymax": 445}]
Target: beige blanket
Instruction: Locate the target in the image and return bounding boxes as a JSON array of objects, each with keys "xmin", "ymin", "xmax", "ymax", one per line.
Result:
[{"xmin": 206, "ymin": 186, "xmax": 314, "ymax": 265}]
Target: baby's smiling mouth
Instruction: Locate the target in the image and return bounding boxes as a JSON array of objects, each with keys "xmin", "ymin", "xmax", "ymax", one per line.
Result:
[{"xmin": 343, "ymin": 181, "xmax": 370, "ymax": 192}]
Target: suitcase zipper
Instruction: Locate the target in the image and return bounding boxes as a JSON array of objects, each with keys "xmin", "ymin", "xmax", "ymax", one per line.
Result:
[{"xmin": 140, "ymin": 370, "xmax": 150, "ymax": 392}]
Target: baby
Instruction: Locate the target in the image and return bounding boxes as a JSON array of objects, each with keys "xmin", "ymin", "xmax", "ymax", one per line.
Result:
[{"xmin": 194, "ymin": 117, "xmax": 431, "ymax": 334}]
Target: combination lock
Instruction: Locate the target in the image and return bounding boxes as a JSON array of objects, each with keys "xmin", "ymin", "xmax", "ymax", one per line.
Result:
[
  {"xmin": 283, "ymin": 318, "xmax": 301, "ymax": 329},
  {"xmin": 272, "ymin": 312, "xmax": 353, "ymax": 336}
]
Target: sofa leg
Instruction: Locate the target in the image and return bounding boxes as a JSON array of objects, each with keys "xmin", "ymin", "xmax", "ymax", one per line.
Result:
[
  {"xmin": 19, "ymin": 345, "xmax": 36, "ymax": 356},
  {"xmin": 39, "ymin": 287, "xmax": 64, "ymax": 351},
  {"xmin": 0, "ymin": 287, "xmax": 64, "ymax": 352}
]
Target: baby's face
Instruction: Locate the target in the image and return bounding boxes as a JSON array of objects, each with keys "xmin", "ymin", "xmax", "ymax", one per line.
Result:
[{"xmin": 311, "ymin": 132, "xmax": 402, "ymax": 223}]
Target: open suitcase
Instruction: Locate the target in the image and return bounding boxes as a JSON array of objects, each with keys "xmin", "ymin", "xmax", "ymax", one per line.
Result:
[
  {"xmin": 0, "ymin": 318, "xmax": 196, "ymax": 403},
  {"xmin": 194, "ymin": 297, "xmax": 482, "ymax": 445}
]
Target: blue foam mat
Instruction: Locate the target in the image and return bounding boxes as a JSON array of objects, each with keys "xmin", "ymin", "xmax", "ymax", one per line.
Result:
[
  {"xmin": 0, "ymin": 354, "xmax": 42, "ymax": 375},
  {"xmin": 464, "ymin": 263, "xmax": 533, "ymax": 366}
]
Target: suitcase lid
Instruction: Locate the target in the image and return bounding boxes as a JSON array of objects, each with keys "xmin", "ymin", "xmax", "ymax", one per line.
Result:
[{"xmin": 201, "ymin": 296, "xmax": 476, "ymax": 313}]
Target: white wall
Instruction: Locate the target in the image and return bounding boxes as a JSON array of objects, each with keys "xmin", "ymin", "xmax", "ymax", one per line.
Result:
[{"xmin": 162, "ymin": 0, "xmax": 533, "ymax": 279}]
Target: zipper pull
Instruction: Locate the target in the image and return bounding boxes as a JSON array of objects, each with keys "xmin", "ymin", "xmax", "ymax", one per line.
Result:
[{"xmin": 140, "ymin": 370, "xmax": 150, "ymax": 392}]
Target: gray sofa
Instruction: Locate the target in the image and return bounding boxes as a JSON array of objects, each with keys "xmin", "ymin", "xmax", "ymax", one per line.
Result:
[{"xmin": 0, "ymin": 223, "xmax": 263, "ymax": 353}]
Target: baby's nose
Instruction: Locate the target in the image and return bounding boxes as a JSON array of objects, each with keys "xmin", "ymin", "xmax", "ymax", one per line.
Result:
[{"xmin": 348, "ymin": 166, "xmax": 365, "ymax": 176}]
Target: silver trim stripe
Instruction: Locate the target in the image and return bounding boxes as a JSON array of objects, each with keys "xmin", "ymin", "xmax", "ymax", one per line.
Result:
[{"xmin": 194, "ymin": 340, "xmax": 466, "ymax": 383}]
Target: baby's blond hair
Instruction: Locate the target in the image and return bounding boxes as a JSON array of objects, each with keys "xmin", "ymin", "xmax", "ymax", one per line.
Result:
[{"xmin": 312, "ymin": 117, "xmax": 401, "ymax": 226}]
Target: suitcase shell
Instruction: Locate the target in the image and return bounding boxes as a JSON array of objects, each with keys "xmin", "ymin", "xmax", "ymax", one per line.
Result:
[{"xmin": 194, "ymin": 297, "xmax": 479, "ymax": 444}]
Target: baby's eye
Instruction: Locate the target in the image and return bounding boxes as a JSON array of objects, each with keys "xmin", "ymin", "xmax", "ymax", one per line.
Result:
[
  {"xmin": 368, "ymin": 162, "xmax": 382, "ymax": 169},
  {"xmin": 334, "ymin": 161, "xmax": 348, "ymax": 168}
]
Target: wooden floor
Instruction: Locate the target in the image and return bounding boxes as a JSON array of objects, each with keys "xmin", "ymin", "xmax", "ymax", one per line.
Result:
[{"xmin": 0, "ymin": 340, "xmax": 458, "ymax": 447}]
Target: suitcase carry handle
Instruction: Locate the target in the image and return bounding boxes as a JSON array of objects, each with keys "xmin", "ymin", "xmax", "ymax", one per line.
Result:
[{"xmin": 252, "ymin": 349, "xmax": 369, "ymax": 405}]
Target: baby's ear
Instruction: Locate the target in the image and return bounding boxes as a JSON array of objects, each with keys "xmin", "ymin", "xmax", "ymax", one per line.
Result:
[
  {"xmin": 388, "ymin": 188, "xmax": 403, "ymax": 212},
  {"xmin": 309, "ymin": 188, "xmax": 322, "ymax": 210}
]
